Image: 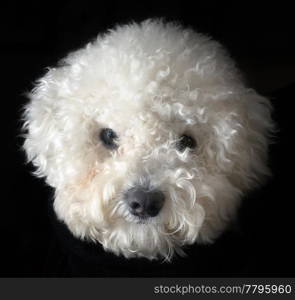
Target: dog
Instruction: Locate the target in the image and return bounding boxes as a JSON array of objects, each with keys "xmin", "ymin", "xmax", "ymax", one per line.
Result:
[{"xmin": 23, "ymin": 19, "xmax": 274, "ymax": 262}]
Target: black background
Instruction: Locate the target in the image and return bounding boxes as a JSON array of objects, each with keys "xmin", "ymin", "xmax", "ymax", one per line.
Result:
[{"xmin": 2, "ymin": 1, "xmax": 295, "ymax": 276}]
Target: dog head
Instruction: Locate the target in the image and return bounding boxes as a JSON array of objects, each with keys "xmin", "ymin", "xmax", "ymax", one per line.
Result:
[{"xmin": 23, "ymin": 19, "xmax": 273, "ymax": 260}]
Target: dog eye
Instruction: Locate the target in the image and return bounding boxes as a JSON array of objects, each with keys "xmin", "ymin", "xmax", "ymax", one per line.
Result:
[
  {"xmin": 99, "ymin": 128, "xmax": 118, "ymax": 149},
  {"xmin": 176, "ymin": 134, "xmax": 197, "ymax": 152}
]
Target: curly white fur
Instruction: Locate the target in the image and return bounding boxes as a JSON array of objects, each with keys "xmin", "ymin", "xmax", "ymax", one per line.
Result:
[{"xmin": 22, "ymin": 19, "xmax": 274, "ymax": 260}]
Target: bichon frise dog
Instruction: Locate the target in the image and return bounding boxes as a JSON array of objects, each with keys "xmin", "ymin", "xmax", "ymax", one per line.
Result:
[{"xmin": 23, "ymin": 19, "xmax": 274, "ymax": 261}]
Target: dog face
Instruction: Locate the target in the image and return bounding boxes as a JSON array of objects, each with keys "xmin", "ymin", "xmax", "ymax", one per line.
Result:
[{"xmin": 23, "ymin": 20, "xmax": 273, "ymax": 260}]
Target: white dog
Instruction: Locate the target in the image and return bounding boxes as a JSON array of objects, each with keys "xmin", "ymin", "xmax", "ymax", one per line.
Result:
[{"xmin": 23, "ymin": 19, "xmax": 274, "ymax": 261}]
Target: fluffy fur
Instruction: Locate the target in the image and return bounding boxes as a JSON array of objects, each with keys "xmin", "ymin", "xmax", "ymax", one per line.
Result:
[{"xmin": 23, "ymin": 19, "xmax": 274, "ymax": 260}]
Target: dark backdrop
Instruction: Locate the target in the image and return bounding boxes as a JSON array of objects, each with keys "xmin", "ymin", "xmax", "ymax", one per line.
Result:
[{"xmin": 1, "ymin": 1, "xmax": 294, "ymax": 276}]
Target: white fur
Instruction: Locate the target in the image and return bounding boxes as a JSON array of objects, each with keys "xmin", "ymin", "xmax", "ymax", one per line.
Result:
[{"xmin": 22, "ymin": 19, "xmax": 274, "ymax": 260}]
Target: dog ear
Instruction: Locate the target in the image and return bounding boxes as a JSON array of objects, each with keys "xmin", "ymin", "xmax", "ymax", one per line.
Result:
[
  {"xmin": 212, "ymin": 91, "xmax": 274, "ymax": 191},
  {"xmin": 239, "ymin": 92, "xmax": 274, "ymax": 189},
  {"xmin": 22, "ymin": 69, "xmax": 62, "ymax": 187}
]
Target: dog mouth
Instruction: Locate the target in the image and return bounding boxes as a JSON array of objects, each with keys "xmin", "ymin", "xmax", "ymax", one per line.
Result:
[
  {"xmin": 133, "ymin": 216, "xmax": 150, "ymax": 224},
  {"xmin": 121, "ymin": 207, "xmax": 162, "ymax": 225},
  {"xmin": 126, "ymin": 211, "xmax": 155, "ymax": 224}
]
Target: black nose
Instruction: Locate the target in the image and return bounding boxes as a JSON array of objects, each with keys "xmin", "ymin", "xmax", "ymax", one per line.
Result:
[{"xmin": 124, "ymin": 187, "xmax": 165, "ymax": 218}]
